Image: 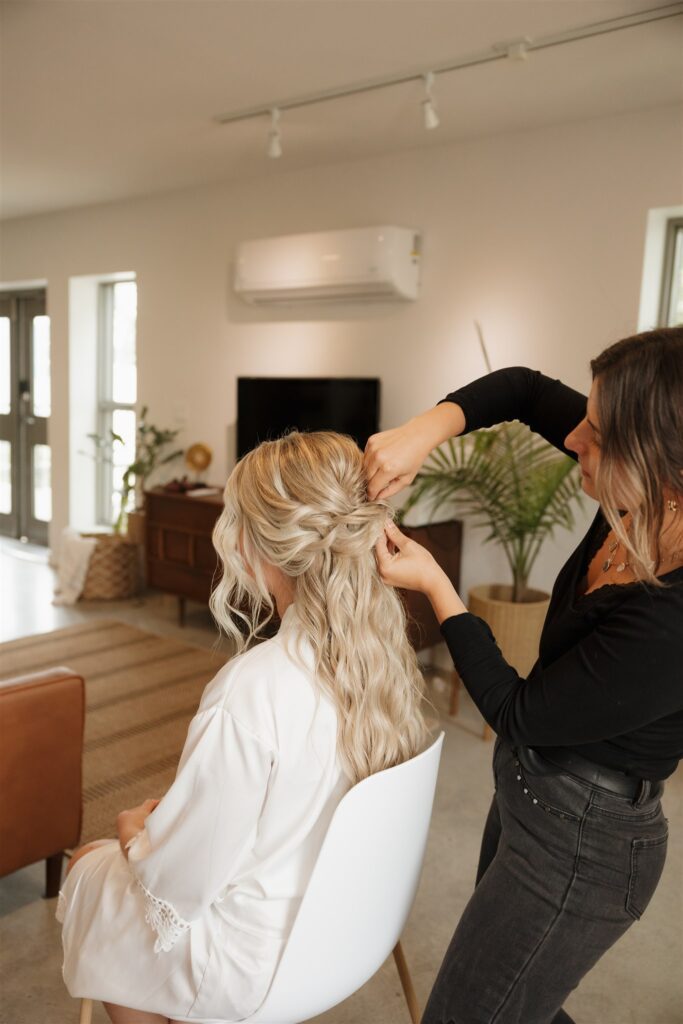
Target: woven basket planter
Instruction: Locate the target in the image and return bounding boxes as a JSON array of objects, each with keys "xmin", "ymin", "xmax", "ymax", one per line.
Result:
[
  {"xmin": 125, "ymin": 509, "xmax": 146, "ymax": 545},
  {"xmin": 81, "ymin": 533, "xmax": 142, "ymax": 600},
  {"xmin": 468, "ymin": 584, "xmax": 550, "ymax": 677}
]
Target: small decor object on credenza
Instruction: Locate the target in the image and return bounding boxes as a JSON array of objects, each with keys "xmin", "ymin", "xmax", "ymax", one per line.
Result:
[
  {"xmin": 185, "ymin": 442, "xmax": 213, "ymax": 479},
  {"xmin": 162, "ymin": 476, "xmax": 208, "ymax": 494},
  {"xmin": 160, "ymin": 477, "xmax": 222, "ymax": 500}
]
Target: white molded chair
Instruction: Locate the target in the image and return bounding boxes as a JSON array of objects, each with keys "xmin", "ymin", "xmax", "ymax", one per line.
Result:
[{"xmin": 79, "ymin": 732, "xmax": 444, "ymax": 1024}]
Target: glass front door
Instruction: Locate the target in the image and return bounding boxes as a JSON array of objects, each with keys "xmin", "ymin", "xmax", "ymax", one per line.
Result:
[{"xmin": 0, "ymin": 290, "xmax": 51, "ymax": 545}]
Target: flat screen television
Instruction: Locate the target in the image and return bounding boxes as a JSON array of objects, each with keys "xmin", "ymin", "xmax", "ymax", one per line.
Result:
[{"xmin": 237, "ymin": 377, "xmax": 380, "ymax": 458}]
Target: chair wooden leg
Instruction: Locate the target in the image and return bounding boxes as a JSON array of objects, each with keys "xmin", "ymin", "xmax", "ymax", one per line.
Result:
[
  {"xmin": 45, "ymin": 851, "xmax": 64, "ymax": 898},
  {"xmin": 392, "ymin": 940, "xmax": 420, "ymax": 1024},
  {"xmin": 449, "ymin": 672, "xmax": 460, "ymax": 717},
  {"xmin": 79, "ymin": 999, "xmax": 93, "ymax": 1024}
]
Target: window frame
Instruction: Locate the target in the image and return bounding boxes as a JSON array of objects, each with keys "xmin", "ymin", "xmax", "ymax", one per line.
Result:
[
  {"xmin": 96, "ymin": 280, "xmax": 137, "ymax": 526},
  {"xmin": 658, "ymin": 216, "xmax": 683, "ymax": 328}
]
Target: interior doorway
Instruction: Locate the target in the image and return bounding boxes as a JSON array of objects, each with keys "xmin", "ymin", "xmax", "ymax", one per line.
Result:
[{"xmin": 0, "ymin": 289, "xmax": 51, "ymax": 545}]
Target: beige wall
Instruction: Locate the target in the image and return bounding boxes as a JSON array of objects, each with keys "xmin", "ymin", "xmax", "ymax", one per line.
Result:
[{"xmin": 1, "ymin": 103, "xmax": 681, "ymax": 596}]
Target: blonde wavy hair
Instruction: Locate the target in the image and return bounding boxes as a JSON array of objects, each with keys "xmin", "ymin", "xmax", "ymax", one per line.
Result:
[
  {"xmin": 210, "ymin": 430, "xmax": 428, "ymax": 785},
  {"xmin": 590, "ymin": 326, "xmax": 683, "ymax": 585}
]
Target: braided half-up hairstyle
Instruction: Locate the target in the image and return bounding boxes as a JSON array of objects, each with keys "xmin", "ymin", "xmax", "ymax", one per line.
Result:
[{"xmin": 210, "ymin": 430, "xmax": 428, "ymax": 785}]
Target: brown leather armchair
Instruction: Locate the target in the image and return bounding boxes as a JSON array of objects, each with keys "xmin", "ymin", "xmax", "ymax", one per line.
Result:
[{"xmin": 0, "ymin": 667, "xmax": 85, "ymax": 897}]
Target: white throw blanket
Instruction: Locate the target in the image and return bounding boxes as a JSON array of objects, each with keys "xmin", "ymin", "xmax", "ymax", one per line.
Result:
[{"xmin": 53, "ymin": 528, "xmax": 97, "ymax": 605}]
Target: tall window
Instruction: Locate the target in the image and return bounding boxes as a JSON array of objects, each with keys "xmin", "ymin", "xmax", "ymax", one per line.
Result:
[
  {"xmin": 97, "ymin": 280, "xmax": 137, "ymax": 526},
  {"xmin": 660, "ymin": 217, "xmax": 683, "ymax": 327}
]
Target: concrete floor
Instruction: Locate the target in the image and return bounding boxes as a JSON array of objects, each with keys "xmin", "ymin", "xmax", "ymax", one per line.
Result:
[{"xmin": 0, "ymin": 537, "xmax": 681, "ymax": 1024}]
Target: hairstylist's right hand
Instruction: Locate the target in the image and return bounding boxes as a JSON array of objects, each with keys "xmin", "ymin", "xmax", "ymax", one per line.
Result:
[
  {"xmin": 364, "ymin": 422, "xmax": 432, "ymax": 501},
  {"xmin": 364, "ymin": 403, "xmax": 466, "ymax": 501}
]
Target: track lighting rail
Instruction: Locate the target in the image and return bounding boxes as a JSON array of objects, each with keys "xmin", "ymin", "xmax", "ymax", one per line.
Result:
[{"xmin": 214, "ymin": 2, "xmax": 683, "ymax": 126}]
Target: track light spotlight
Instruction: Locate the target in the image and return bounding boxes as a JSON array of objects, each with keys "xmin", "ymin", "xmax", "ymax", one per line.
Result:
[
  {"xmin": 495, "ymin": 36, "xmax": 532, "ymax": 61},
  {"xmin": 267, "ymin": 107, "xmax": 282, "ymax": 159},
  {"xmin": 423, "ymin": 98, "xmax": 440, "ymax": 130},
  {"xmin": 421, "ymin": 72, "xmax": 440, "ymax": 130}
]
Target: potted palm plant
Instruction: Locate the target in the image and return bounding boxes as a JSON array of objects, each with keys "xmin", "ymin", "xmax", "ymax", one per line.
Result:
[{"xmin": 399, "ymin": 419, "xmax": 583, "ymax": 678}]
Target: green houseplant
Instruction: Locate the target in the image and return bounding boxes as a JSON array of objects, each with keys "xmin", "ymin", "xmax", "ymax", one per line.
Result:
[
  {"xmin": 79, "ymin": 409, "xmax": 183, "ymax": 601},
  {"xmin": 400, "ymin": 420, "xmax": 584, "ymax": 692},
  {"xmin": 399, "ymin": 323, "xmax": 584, "ymax": 688},
  {"xmin": 88, "ymin": 406, "xmax": 183, "ymax": 534},
  {"xmin": 399, "ymin": 421, "xmax": 584, "ymax": 603}
]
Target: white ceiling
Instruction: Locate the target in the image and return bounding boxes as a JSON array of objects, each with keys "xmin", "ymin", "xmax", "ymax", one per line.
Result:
[{"xmin": 1, "ymin": 0, "xmax": 682, "ymax": 221}]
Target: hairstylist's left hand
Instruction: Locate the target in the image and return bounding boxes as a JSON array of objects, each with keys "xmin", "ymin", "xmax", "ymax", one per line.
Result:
[
  {"xmin": 376, "ymin": 521, "xmax": 468, "ymax": 622},
  {"xmin": 375, "ymin": 521, "xmax": 441, "ymax": 593}
]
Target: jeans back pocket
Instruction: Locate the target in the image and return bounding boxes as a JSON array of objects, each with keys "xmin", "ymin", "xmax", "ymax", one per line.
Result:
[{"xmin": 626, "ymin": 832, "xmax": 668, "ymax": 920}]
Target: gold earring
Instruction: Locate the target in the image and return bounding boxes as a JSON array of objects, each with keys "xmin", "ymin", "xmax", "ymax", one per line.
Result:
[{"xmin": 667, "ymin": 499, "xmax": 679, "ymax": 513}]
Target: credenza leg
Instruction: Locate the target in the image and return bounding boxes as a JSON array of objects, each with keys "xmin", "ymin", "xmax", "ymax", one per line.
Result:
[{"xmin": 178, "ymin": 596, "xmax": 186, "ymax": 627}]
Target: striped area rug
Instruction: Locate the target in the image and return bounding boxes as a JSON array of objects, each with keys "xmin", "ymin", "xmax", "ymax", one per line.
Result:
[{"xmin": 1, "ymin": 620, "xmax": 226, "ymax": 845}]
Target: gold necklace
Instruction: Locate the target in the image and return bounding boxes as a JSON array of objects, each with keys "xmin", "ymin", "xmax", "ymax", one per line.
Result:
[
  {"xmin": 663, "ymin": 499, "xmax": 682, "ymax": 566},
  {"xmin": 602, "ymin": 539, "xmax": 629, "ymax": 574},
  {"xmin": 601, "ymin": 501, "xmax": 682, "ymax": 577}
]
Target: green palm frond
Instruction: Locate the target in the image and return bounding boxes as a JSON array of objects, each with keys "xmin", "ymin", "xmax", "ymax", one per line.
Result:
[{"xmin": 400, "ymin": 421, "xmax": 583, "ymax": 601}]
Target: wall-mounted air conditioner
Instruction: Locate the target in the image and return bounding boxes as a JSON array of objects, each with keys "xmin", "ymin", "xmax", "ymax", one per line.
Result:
[{"xmin": 234, "ymin": 226, "xmax": 421, "ymax": 304}]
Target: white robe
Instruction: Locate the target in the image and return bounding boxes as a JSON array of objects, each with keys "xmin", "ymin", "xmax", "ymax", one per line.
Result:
[{"xmin": 57, "ymin": 607, "xmax": 348, "ymax": 1022}]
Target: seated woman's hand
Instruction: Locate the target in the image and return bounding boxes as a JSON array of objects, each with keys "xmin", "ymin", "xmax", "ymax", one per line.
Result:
[
  {"xmin": 116, "ymin": 798, "xmax": 160, "ymax": 855},
  {"xmin": 66, "ymin": 839, "xmax": 114, "ymax": 877}
]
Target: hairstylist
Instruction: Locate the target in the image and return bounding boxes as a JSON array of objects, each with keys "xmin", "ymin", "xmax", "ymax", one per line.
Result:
[{"xmin": 365, "ymin": 327, "xmax": 683, "ymax": 1024}]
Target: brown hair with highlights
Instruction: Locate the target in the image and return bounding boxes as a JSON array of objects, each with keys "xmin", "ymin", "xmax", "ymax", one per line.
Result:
[{"xmin": 590, "ymin": 326, "xmax": 683, "ymax": 584}]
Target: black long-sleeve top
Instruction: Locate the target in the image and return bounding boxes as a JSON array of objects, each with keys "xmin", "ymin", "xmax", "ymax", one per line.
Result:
[{"xmin": 439, "ymin": 367, "xmax": 683, "ymax": 781}]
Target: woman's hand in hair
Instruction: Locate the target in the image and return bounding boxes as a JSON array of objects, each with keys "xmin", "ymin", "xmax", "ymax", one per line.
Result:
[
  {"xmin": 376, "ymin": 522, "xmax": 468, "ymax": 623},
  {"xmin": 364, "ymin": 403, "xmax": 466, "ymax": 501}
]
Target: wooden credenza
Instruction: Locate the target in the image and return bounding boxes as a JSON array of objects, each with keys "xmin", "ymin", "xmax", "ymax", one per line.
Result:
[
  {"xmin": 145, "ymin": 487, "xmax": 462, "ymax": 645},
  {"xmin": 145, "ymin": 488, "xmax": 224, "ymax": 623},
  {"xmin": 400, "ymin": 519, "xmax": 462, "ymax": 651}
]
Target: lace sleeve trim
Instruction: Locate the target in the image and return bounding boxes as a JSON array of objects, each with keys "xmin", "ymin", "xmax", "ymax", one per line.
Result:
[{"xmin": 133, "ymin": 875, "xmax": 192, "ymax": 953}]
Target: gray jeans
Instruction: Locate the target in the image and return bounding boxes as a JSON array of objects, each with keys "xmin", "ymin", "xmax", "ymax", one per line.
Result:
[{"xmin": 422, "ymin": 740, "xmax": 668, "ymax": 1024}]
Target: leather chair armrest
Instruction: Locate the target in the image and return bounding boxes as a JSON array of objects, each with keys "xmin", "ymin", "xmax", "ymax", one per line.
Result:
[
  {"xmin": 0, "ymin": 667, "xmax": 85, "ymax": 879},
  {"xmin": 0, "ymin": 666, "xmax": 83, "ymax": 694}
]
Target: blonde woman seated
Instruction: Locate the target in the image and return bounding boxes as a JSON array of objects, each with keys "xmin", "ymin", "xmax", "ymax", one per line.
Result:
[{"xmin": 57, "ymin": 431, "xmax": 427, "ymax": 1024}]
